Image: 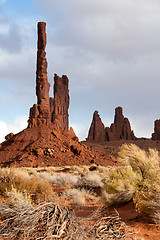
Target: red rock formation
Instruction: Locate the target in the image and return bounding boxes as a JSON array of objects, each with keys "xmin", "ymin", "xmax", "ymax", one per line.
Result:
[
  {"xmin": 5, "ymin": 133, "xmax": 14, "ymax": 141},
  {"xmin": 87, "ymin": 107, "xmax": 136, "ymax": 142},
  {"xmin": 36, "ymin": 22, "xmax": 50, "ymax": 107},
  {"xmin": 87, "ymin": 111, "xmax": 105, "ymax": 142},
  {"xmin": 0, "ymin": 22, "xmax": 117, "ymax": 168},
  {"xmin": 68, "ymin": 127, "xmax": 79, "ymax": 141},
  {"xmin": 109, "ymin": 107, "xmax": 136, "ymax": 140},
  {"xmin": 28, "ymin": 22, "xmax": 70, "ymax": 131},
  {"xmin": 152, "ymin": 119, "xmax": 160, "ymax": 140},
  {"xmin": 50, "ymin": 74, "xmax": 69, "ymax": 131},
  {"xmin": 28, "ymin": 22, "xmax": 50, "ymax": 128},
  {"xmin": 0, "ymin": 125, "xmax": 116, "ymax": 168}
]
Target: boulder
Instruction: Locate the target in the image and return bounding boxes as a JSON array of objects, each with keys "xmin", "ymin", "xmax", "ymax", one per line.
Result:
[{"xmin": 5, "ymin": 133, "xmax": 14, "ymax": 141}]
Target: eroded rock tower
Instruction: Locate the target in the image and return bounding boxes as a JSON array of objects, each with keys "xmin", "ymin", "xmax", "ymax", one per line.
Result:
[
  {"xmin": 28, "ymin": 22, "xmax": 69, "ymax": 131},
  {"xmin": 87, "ymin": 107, "xmax": 136, "ymax": 142}
]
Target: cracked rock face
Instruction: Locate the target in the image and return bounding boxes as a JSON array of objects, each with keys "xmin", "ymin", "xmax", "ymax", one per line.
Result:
[{"xmin": 87, "ymin": 107, "xmax": 136, "ymax": 142}]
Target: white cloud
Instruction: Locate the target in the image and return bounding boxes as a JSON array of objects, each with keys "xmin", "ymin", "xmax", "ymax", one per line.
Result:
[
  {"xmin": 70, "ymin": 123, "xmax": 88, "ymax": 141},
  {"xmin": 37, "ymin": 0, "xmax": 160, "ymax": 60},
  {"xmin": 0, "ymin": 46, "xmax": 36, "ymax": 84},
  {"xmin": 0, "ymin": 115, "xmax": 28, "ymax": 143}
]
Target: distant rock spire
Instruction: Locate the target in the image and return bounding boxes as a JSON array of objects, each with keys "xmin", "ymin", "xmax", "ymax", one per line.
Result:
[
  {"xmin": 109, "ymin": 107, "xmax": 135, "ymax": 140},
  {"xmin": 87, "ymin": 110, "xmax": 105, "ymax": 142},
  {"xmin": 152, "ymin": 119, "xmax": 160, "ymax": 140},
  {"xmin": 87, "ymin": 107, "xmax": 136, "ymax": 142}
]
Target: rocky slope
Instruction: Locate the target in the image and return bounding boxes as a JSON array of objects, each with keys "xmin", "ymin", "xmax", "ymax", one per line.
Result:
[{"xmin": 0, "ymin": 126, "xmax": 115, "ymax": 167}]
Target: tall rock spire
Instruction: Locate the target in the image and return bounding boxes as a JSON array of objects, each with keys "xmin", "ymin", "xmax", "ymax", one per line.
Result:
[
  {"xmin": 36, "ymin": 22, "xmax": 50, "ymax": 107},
  {"xmin": 28, "ymin": 22, "xmax": 51, "ymax": 127},
  {"xmin": 87, "ymin": 111, "xmax": 105, "ymax": 142},
  {"xmin": 28, "ymin": 22, "xmax": 70, "ymax": 131}
]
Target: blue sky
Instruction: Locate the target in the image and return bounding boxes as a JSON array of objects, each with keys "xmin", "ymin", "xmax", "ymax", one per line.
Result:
[
  {"xmin": 3, "ymin": 0, "xmax": 36, "ymax": 16},
  {"xmin": 1, "ymin": 0, "xmax": 160, "ymax": 142}
]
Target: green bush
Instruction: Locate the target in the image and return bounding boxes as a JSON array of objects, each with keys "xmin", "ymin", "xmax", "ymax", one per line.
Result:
[{"xmin": 102, "ymin": 165, "xmax": 142, "ymax": 206}]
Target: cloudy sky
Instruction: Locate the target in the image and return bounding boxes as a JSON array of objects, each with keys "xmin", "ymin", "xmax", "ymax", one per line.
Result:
[{"xmin": 0, "ymin": 0, "xmax": 160, "ymax": 142}]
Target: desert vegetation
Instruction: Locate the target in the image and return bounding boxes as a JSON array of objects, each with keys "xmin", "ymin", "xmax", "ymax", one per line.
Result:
[
  {"xmin": 0, "ymin": 144, "xmax": 159, "ymax": 239},
  {"xmin": 118, "ymin": 144, "xmax": 160, "ymax": 224}
]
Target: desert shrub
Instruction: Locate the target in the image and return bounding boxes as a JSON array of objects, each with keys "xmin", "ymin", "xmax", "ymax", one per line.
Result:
[
  {"xmin": 7, "ymin": 186, "xmax": 33, "ymax": 205},
  {"xmin": 65, "ymin": 188, "xmax": 86, "ymax": 205},
  {"xmin": 117, "ymin": 144, "xmax": 160, "ymax": 223},
  {"xmin": 102, "ymin": 165, "xmax": 142, "ymax": 206},
  {"xmin": 0, "ymin": 168, "xmax": 30, "ymax": 197},
  {"xmin": 26, "ymin": 177, "xmax": 55, "ymax": 204},
  {"xmin": 70, "ymin": 165, "xmax": 89, "ymax": 175},
  {"xmin": 39, "ymin": 172, "xmax": 79, "ymax": 187},
  {"xmin": 64, "ymin": 188, "xmax": 98, "ymax": 205},
  {"xmin": 76, "ymin": 172, "xmax": 103, "ymax": 188},
  {"xmin": 118, "ymin": 144, "xmax": 159, "ymax": 177},
  {"xmin": 133, "ymin": 174, "xmax": 160, "ymax": 224},
  {"xmin": 0, "ymin": 168, "xmax": 55, "ymax": 204},
  {"xmin": 24, "ymin": 167, "xmax": 39, "ymax": 176}
]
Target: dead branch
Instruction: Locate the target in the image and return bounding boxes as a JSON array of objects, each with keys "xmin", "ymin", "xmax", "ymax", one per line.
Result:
[{"xmin": 0, "ymin": 201, "xmax": 138, "ymax": 239}]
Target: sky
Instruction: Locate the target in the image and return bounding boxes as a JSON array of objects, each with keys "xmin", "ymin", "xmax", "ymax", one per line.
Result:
[{"xmin": 0, "ymin": 0, "xmax": 160, "ymax": 142}]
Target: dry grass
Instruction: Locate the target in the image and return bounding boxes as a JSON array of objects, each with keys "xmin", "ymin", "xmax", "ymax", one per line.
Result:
[
  {"xmin": 38, "ymin": 172, "xmax": 79, "ymax": 187},
  {"xmin": 0, "ymin": 168, "xmax": 55, "ymax": 204},
  {"xmin": 64, "ymin": 188, "xmax": 98, "ymax": 205}
]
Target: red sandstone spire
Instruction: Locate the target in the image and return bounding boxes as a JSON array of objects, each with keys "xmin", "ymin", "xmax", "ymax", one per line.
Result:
[
  {"xmin": 50, "ymin": 74, "xmax": 70, "ymax": 131},
  {"xmin": 87, "ymin": 107, "xmax": 136, "ymax": 142},
  {"xmin": 28, "ymin": 22, "xmax": 70, "ymax": 131},
  {"xmin": 87, "ymin": 111, "xmax": 105, "ymax": 142},
  {"xmin": 36, "ymin": 22, "xmax": 50, "ymax": 107},
  {"xmin": 28, "ymin": 22, "xmax": 51, "ymax": 127}
]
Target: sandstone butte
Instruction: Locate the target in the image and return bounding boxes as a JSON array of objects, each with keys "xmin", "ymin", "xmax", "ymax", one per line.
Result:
[
  {"xmin": 0, "ymin": 22, "xmax": 116, "ymax": 168},
  {"xmin": 86, "ymin": 107, "xmax": 136, "ymax": 142}
]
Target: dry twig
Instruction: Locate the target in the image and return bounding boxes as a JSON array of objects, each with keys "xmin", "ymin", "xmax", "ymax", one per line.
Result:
[{"xmin": 0, "ymin": 202, "xmax": 137, "ymax": 239}]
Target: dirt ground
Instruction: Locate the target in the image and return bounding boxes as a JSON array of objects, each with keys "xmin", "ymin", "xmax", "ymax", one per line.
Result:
[{"xmin": 74, "ymin": 201, "xmax": 160, "ymax": 240}]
